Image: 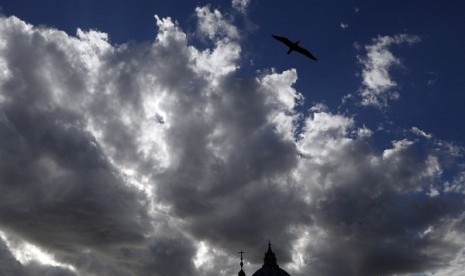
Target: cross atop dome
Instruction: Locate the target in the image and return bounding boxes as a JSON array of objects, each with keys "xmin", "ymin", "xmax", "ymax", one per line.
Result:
[{"xmin": 238, "ymin": 250, "xmax": 246, "ymax": 276}]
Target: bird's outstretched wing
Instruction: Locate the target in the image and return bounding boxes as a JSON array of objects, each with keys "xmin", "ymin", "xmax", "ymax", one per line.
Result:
[
  {"xmin": 272, "ymin": 35, "xmax": 293, "ymax": 48},
  {"xmin": 295, "ymin": 46, "xmax": 317, "ymax": 61}
]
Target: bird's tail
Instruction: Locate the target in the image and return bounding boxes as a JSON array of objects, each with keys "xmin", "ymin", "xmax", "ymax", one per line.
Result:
[{"xmin": 287, "ymin": 48, "xmax": 293, "ymax": 55}]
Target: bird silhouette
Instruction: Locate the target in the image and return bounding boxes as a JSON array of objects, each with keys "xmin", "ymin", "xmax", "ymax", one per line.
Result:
[{"xmin": 272, "ymin": 35, "xmax": 317, "ymax": 61}]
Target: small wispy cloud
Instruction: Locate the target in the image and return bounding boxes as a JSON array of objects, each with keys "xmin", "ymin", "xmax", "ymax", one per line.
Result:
[
  {"xmin": 232, "ymin": 0, "xmax": 250, "ymax": 13},
  {"xmin": 411, "ymin": 126, "xmax": 433, "ymax": 139},
  {"xmin": 339, "ymin": 22, "xmax": 349, "ymax": 29},
  {"xmin": 426, "ymin": 71, "xmax": 439, "ymax": 87}
]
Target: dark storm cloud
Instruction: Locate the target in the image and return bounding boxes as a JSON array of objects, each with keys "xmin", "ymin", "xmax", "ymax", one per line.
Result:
[
  {"xmin": 0, "ymin": 237, "xmax": 23, "ymax": 275},
  {"xmin": 0, "ymin": 236, "xmax": 77, "ymax": 276},
  {"xmin": 0, "ymin": 14, "xmax": 202, "ymax": 275},
  {"xmin": 0, "ymin": 3, "xmax": 465, "ymax": 276},
  {"xmin": 155, "ymin": 73, "xmax": 309, "ymax": 263},
  {"xmin": 0, "ymin": 15, "xmax": 161, "ymax": 274},
  {"xmin": 293, "ymin": 115, "xmax": 465, "ymax": 275}
]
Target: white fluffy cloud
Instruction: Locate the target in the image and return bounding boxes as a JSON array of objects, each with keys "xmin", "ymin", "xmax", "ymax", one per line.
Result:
[
  {"xmin": 358, "ymin": 34, "xmax": 420, "ymax": 108},
  {"xmin": 195, "ymin": 6, "xmax": 239, "ymax": 41},
  {"xmin": 0, "ymin": 5, "xmax": 464, "ymax": 276}
]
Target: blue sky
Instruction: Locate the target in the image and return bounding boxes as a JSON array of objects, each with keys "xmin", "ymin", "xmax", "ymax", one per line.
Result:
[{"xmin": 1, "ymin": 1, "xmax": 465, "ymax": 275}]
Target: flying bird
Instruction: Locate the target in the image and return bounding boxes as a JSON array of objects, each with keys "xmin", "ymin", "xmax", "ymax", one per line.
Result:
[{"xmin": 272, "ymin": 35, "xmax": 317, "ymax": 61}]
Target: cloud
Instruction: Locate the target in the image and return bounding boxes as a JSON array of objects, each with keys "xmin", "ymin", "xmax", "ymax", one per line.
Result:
[
  {"xmin": 232, "ymin": 0, "xmax": 251, "ymax": 13},
  {"xmin": 0, "ymin": 14, "xmax": 194, "ymax": 275},
  {"xmin": 0, "ymin": 6, "xmax": 464, "ymax": 276},
  {"xmin": 358, "ymin": 34, "xmax": 420, "ymax": 108},
  {"xmin": 340, "ymin": 22, "xmax": 349, "ymax": 29},
  {"xmin": 0, "ymin": 232, "xmax": 77, "ymax": 276},
  {"xmin": 0, "ymin": 236, "xmax": 24, "ymax": 276},
  {"xmin": 195, "ymin": 6, "xmax": 239, "ymax": 41},
  {"xmin": 293, "ymin": 113, "xmax": 465, "ymax": 275},
  {"xmin": 412, "ymin": 126, "xmax": 433, "ymax": 139}
]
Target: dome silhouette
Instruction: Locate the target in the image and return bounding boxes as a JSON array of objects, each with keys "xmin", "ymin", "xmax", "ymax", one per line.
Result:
[{"xmin": 237, "ymin": 243, "xmax": 291, "ymax": 276}]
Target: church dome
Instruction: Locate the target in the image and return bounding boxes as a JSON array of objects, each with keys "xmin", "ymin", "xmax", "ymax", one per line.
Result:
[{"xmin": 251, "ymin": 243, "xmax": 290, "ymax": 276}]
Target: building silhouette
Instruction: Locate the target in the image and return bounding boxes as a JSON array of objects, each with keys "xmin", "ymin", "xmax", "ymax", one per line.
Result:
[{"xmin": 238, "ymin": 243, "xmax": 290, "ymax": 276}]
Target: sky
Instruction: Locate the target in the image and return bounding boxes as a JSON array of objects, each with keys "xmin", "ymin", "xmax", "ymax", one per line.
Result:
[{"xmin": 0, "ymin": 0, "xmax": 465, "ymax": 275}]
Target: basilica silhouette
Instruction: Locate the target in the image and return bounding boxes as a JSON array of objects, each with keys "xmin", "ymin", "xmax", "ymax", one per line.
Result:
[{"xmin": 238, "ymin": 243, "xmax": 290, "ymax": 276}]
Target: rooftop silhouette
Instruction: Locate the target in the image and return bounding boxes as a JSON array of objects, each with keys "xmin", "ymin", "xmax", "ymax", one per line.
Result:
[
  {"xmin": 238, "ymin": 250, "xmax": 246, "ymax": 276},
  {"xmin": 238, "ymin": 242, "xmax": 291, "ymax": 276}
]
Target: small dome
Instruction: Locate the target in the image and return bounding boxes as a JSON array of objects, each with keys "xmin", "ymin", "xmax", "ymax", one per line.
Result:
[
  {"xmin": 251, "ymin": 267, "xmax": 290, "ymax": 276},
  {"xmin": 251, "ymin": 243, "xmax": 290, "ymax": 276},
  {"xmin": 238, "ymin": 269, "xmax": 246, "ymax": 276}
]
